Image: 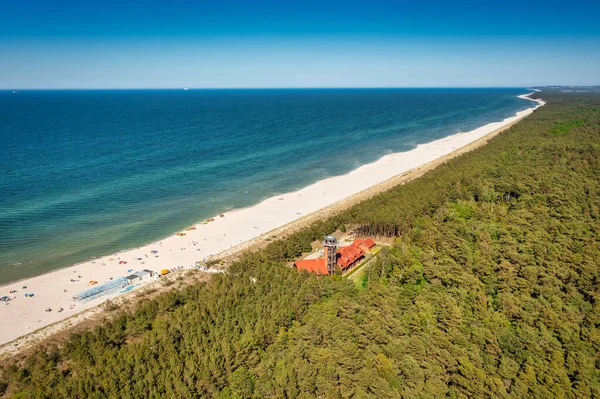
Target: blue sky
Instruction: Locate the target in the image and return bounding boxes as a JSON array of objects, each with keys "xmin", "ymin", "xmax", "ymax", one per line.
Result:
[{"xmin": 1, "ymin": 0, "xmax": 598, "ymax": 88}]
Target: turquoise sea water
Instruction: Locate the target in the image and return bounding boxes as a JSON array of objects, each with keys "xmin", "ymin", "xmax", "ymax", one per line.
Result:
[{"xmin": 0, "ymin": 89, "xmax": 533, "ymax": 284}]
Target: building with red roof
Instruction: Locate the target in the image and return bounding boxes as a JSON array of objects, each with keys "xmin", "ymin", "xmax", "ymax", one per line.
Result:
[
  {"xmin": 352, "ymin": 238, "xmax": 376, "ymax": 253},
  {"xmin": 294, "ymin": 237, "xmax": 375, "ymax": 275},
  {"xmin": 337, "ymin": 244, "xmax": 364, "ymax": 270},
  {"xmin": 293, "ymin": 258, "xmax": 329, "ymax": 275}
]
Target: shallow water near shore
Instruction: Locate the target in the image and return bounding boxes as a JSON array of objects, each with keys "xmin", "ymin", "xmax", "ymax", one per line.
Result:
[{"xmin": 0, "ymin": 88, "xmax": 532, "ymax": 284}]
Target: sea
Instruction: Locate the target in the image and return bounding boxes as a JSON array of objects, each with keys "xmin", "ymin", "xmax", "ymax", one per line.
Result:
[{"xmin": 0, "ymin": 88, "xmax": 533, "ymax": 284}]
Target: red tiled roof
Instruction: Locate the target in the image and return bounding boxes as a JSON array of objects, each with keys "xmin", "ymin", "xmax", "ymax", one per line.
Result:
[
  {"xmin": 295, "ymin": 238, "xmax": 375, "ymax": 274},
  {"xmin": 337, "ymin": 245, "xmax": 364, "ymax": 269},
  {"xmin": 352, "ymin": 238, "xmax": 376, "ymax": 249},
  {"xmin": 295, "ymin": 258, "xmax": 327, "ymax": 274}
]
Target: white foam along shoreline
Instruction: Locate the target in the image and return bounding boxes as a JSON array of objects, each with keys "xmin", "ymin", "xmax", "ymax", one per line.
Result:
[{"xmin": 0, "ymin": 93, "xmax": 545, "ymax": 348}]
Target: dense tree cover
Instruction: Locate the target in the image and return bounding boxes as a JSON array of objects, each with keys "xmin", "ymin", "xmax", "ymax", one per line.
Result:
[{"xmin": 2, "ymin": 91, "xmax": 600, "ymax": 398}]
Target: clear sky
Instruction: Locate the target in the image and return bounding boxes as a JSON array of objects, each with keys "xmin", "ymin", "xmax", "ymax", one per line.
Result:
[{"xmin": 1, "ymin": 0, "xmax": 599, "ymax": 89}]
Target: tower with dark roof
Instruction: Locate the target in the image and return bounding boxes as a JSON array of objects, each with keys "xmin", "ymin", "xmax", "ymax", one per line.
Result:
[{"xmin": 322, "ymin": 235, "xmax": 338, "ymax": 275}]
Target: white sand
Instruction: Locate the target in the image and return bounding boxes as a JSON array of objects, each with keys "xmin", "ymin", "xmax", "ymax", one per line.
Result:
[{"xmin": 0, "ymin": 94, "xmax": 545, "ymax": 347}]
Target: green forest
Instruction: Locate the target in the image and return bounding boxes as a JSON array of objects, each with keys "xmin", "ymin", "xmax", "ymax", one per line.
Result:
[{"xmin": 2, "ymin": 91, "xmax": 600, "ymax": 398}]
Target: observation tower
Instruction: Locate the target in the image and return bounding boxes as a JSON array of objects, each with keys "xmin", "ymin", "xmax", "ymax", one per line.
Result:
[{"xmin": 322, "ymin": 235, "xmax": 339, "ymax": 275}]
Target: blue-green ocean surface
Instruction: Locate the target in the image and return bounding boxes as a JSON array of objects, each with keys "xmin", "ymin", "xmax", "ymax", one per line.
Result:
[{"xmin": 0, "ymin": 89, "xmax": 533, "ymax": 284}]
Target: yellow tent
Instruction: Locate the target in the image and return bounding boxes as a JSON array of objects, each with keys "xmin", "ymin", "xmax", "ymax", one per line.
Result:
[{"xmin": 161, "ymin": 269, "xmax": 170, "ymax": 275}]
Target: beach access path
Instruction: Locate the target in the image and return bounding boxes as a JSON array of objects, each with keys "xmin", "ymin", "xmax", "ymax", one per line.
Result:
[{"xmin": 0, "ymin": 93, "xmax": 545, "ymax": 356}]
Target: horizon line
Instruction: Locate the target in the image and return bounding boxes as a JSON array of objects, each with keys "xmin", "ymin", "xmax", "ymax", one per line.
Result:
[{"xmin": 4, "ymin": 85, "xmax": 587, "ymax": 91}]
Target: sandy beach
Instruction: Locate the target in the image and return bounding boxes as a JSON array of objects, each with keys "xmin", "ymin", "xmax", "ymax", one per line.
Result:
[{"xmin": 0, "ymin": 93, "xmax": 545, "ymax": 351}]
